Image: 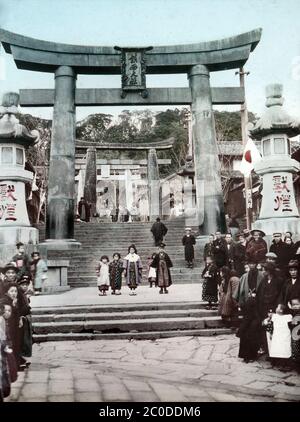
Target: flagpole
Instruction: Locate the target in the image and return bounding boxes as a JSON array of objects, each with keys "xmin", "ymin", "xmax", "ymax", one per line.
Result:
[{"xmin": 236, "ymin": 67, "xmax": 252, "ymax": 230}]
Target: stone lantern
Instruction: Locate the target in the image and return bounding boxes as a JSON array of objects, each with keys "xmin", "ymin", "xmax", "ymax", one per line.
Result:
[
  {"xmin": 251, "ymin": 84, "xmax": 300, "ymax": 235},
  {"xmin": 0, "ymin": 92, "xmax": 39, "ymax": 264}
]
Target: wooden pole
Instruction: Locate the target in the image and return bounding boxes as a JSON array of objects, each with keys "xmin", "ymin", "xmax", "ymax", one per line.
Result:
[{"xmin": 236, "ymin": 67, "xmax": 252, "ymax": 230}]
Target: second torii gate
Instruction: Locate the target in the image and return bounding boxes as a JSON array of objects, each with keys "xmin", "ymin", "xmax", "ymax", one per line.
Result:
[{"xmin": 0, "ymin": 28, "xmax": 262, "ymax": 248}]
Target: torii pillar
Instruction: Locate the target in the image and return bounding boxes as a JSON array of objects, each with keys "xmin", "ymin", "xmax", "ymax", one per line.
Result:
[
  {"xmin": 147, "ymin": 148, "xmax": 160, "ymax": 221},
  {"xmin": 45, "ymin": 66, "xmax": 80, "ymax": 249},
  {"xmin": 188, "ymin": 65, "xmax": 227, "ymax": 234}
]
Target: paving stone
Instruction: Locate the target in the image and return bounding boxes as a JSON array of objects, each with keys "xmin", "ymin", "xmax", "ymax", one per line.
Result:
[
  {"xmin": 246, "ymin": 381, "xmax": 276, "ymax": 390},
  {"xmin": 132, "ymin": 391, "xmax": 159, "ymax": 402},
  {"xmin": 20, "ymin": 383, "xmax": 48, "ymax": 399},
  {"xmin": 209, "ymin": 391, "xmax": 240, "ymax": 402},
  {"xmin": 75, "ymin": 392, "xmax": 102, "ymax": 402},
  {"xmin": 123, "ymin": 379, "xmax": 152, "ymax": 392},
  {"xmin": 26, "ymin": 371, "xmax": 49, "ymax": 383},
  {"xmin": 48, "ymin": 380, "xmax": 74, "ymax": 395},
  {"xmin": 101, "ymin": 385, "xmax": 132, "ymax": 402},
  {"xmin": 74, "ymin": 380, "xmax": 100, "ymax": 392},
  {"xmin": 150, "ymin": 382, "xmax": 189, "ymax": 402},
  {"xmin": 48, "ymin": 395, "xmax": 75, "ymax": 402}
]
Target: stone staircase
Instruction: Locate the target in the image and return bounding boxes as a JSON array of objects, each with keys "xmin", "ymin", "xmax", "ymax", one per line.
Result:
[
  {"xmin": 33, "ymin": 220, "xmax": 236, "ymax": 342},
  {"xmin": 32, "ymin": 301, "xmax": 234, "ymax": 343},
  {"xmin": 38, "ymin": 219, "xmax": 204, "ymax": 288}
]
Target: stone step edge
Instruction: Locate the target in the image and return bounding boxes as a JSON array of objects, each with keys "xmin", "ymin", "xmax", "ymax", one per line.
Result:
[
  {"xmin": 31, "ymin": 301, "xmax": 208, "ymax": 314},
  {"xmin": 33, "ymin": 327, "xmax": 233, "ymax": 342},
  {"xmin": 33, "ymin": 315, "xmax": 223, "ymax": 328},
  {"xmin": 32, "ymin": 309, "xmax": 217, "ymax": 322}
]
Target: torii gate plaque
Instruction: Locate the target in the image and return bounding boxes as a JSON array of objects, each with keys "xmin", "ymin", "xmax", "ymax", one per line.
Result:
[{"xmin": 0, "ymin": 28, "xmax": 262, "ymax": 247}]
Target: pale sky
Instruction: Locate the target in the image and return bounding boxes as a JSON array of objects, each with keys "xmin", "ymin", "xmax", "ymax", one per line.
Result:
[{"xmin": 0, "ymin": 0, "xmax": 300, "ymax": 121}]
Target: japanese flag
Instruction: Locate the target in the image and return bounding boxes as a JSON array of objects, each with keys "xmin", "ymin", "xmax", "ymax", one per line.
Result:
[{"xmin": 239, "ymin": 138, "xmax": 262, "ymax": 176}]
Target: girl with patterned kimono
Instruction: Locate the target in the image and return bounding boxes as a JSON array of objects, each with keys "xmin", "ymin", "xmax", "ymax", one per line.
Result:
[
  {"xmin": 123, "ymin": 245, "xmax": 143, "ymax": 295},
  {"xmin": 289, "ymin": 298, "xmax": 300, "ymax": 372},
  {"xmin": 109, "ymin": 253, "xmax": 124, "ymax": 295},
  {"xmin": 0, "ymin": 305, "xmax": 10, "ymax": 401},
  {"xmin": 150, "ymin": 243, "xmax": 173, "ymax": 294}
]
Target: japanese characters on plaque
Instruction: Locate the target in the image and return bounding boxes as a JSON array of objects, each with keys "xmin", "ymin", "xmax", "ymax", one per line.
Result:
[
  {"xmin": 272, "ymin": 174, "xmax": 292, "ymax": 213},
  {"xmin": 0, "ymin": 183, "xmax": 17, "ymax": 221},
  {"xmin": 114, "ymin": 46, "xmax": 152, "ymax": 98}
]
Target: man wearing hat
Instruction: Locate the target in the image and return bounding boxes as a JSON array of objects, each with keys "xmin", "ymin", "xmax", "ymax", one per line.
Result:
[
  {"xmin": 256, "ymin": 262, "xmax": 282, "ymax": 320},
  {"xmin": 245, "ymin": 230, "xmax": 268, "ymax": 264},
  {"xmin": 212, "ymin": 231, "xmax": 227, "ymax": 269},
  {"xmin": 0, "ymin": 263, "xmax": 19, "ymax": 298},
  {"xmin": 150, "ymin": 243, "xmax": 173, "ymax": 294},
  {"xmin": 280, "ymin": 260, "xmax": 300, "ymax": 307},
  {"xmin": 182, "ymin": 228, "xmax": 196, "ymax": 269},
  {"xmin": 233, "ymin": 260, "xmax": 264, "ymax": 309}
]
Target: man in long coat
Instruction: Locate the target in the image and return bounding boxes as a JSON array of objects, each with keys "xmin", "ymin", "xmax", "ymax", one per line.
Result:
[
  {"xmin": 212, "ymin": 231, "xmax": 227, "ymax": 268},
  {"xmin": 150, "ymin": 218, "xmax": 168, "ymax": 247},
  {"xmin": 78, "ymin": 197, "xmax": 91, "ymax": 222},
  {"xmin": 269, "ymin": 233, "xmax": 287, "ymax": 271}
]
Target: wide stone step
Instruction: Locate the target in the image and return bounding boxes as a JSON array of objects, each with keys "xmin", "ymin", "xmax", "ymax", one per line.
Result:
[
  {"xmin": 33, "ymin": 315, "xmax": 225, "ymax": 335},
  {"xmin": 32, "ymin": 308, "xmax": 217, "ymax": 323},
  {"xmin": 33, "ymin": 327, "xmax": 232, "ymax": 342},
  {"xmin": 32, "ymin": 301, "xmax": 209, "ymax": 315}
]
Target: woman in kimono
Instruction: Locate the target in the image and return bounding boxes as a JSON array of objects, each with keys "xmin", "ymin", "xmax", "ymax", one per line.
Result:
[
  {"xmin": 123, "ymin": 245, "xmax": 143, "ymax": 295},
  {"xmin": 109, "ymin": 253, "xmax": 124, "ymax": 295},
  {"xmin": 151, "ymin": 243, "xmax": 173, "ymax": 294},
  {"xmin": 218, "ymin": 267, "xmax": 240, "ymax": 327}
]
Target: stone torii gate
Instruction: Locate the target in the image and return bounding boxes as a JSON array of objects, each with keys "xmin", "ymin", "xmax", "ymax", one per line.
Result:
[
  {"xmin": 76, "ymin": 137, "xmax": 175, "ymax": 221},
  {"xmin": 0, "ymin": 28, "xmax": 262, "ymax": 247}
]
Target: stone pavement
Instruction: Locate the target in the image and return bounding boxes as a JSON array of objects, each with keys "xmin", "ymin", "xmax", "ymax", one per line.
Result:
[
  {"xmin": 30, "ymin": 284, "xmax": 203, "ymax": 308},
  {"xmin": 5, "ymin": 335, "xmax": 300, "ymax": 402}
]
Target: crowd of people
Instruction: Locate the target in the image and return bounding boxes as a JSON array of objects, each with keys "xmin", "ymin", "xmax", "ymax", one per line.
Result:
[
  {"xmin": 0, "ymin": 243, "xmax": 48, "ymax": 401},
  {"xmin": 202, "ymin": 229, "xmax": 300, "ymax": 371}
]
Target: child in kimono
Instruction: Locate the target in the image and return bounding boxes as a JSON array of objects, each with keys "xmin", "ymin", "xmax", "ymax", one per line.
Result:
[
  {"xmin": 147, "ymin": 253, "xmax": 157, "ymax": 288},
  {"xmin": 269, "ymin": 304, "xmax": 292, "ymax": 367},
  {"xmin": 109, "ymin": 253, "xmax": 124, "ymax": 295},
  {"xmin": 96, "ymin": 256, "xmax": 110, "ymax": 296},
  {"xmin": 123, "ymin": 245, "xmax": 143, "ymax": 295},
  {"xmin": 11, "ymin": 242, "xmax": 31, "ymax": 281}
]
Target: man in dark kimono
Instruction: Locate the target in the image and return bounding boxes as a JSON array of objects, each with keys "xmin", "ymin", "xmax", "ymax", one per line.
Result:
[
  {"xmin": 150, "ymin": 218, "xmax": 168, "ymax": 247},
  {"xmin": 78, "ymin": 197, "xmax": 91, "ymax": 222},
  {"xmin": 182, "ymin": 228, "xmax": 196, "ymax": 268},
  {"xmin": 151, "ymin": 243, "xmax": 173, "ymax": 294}
]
